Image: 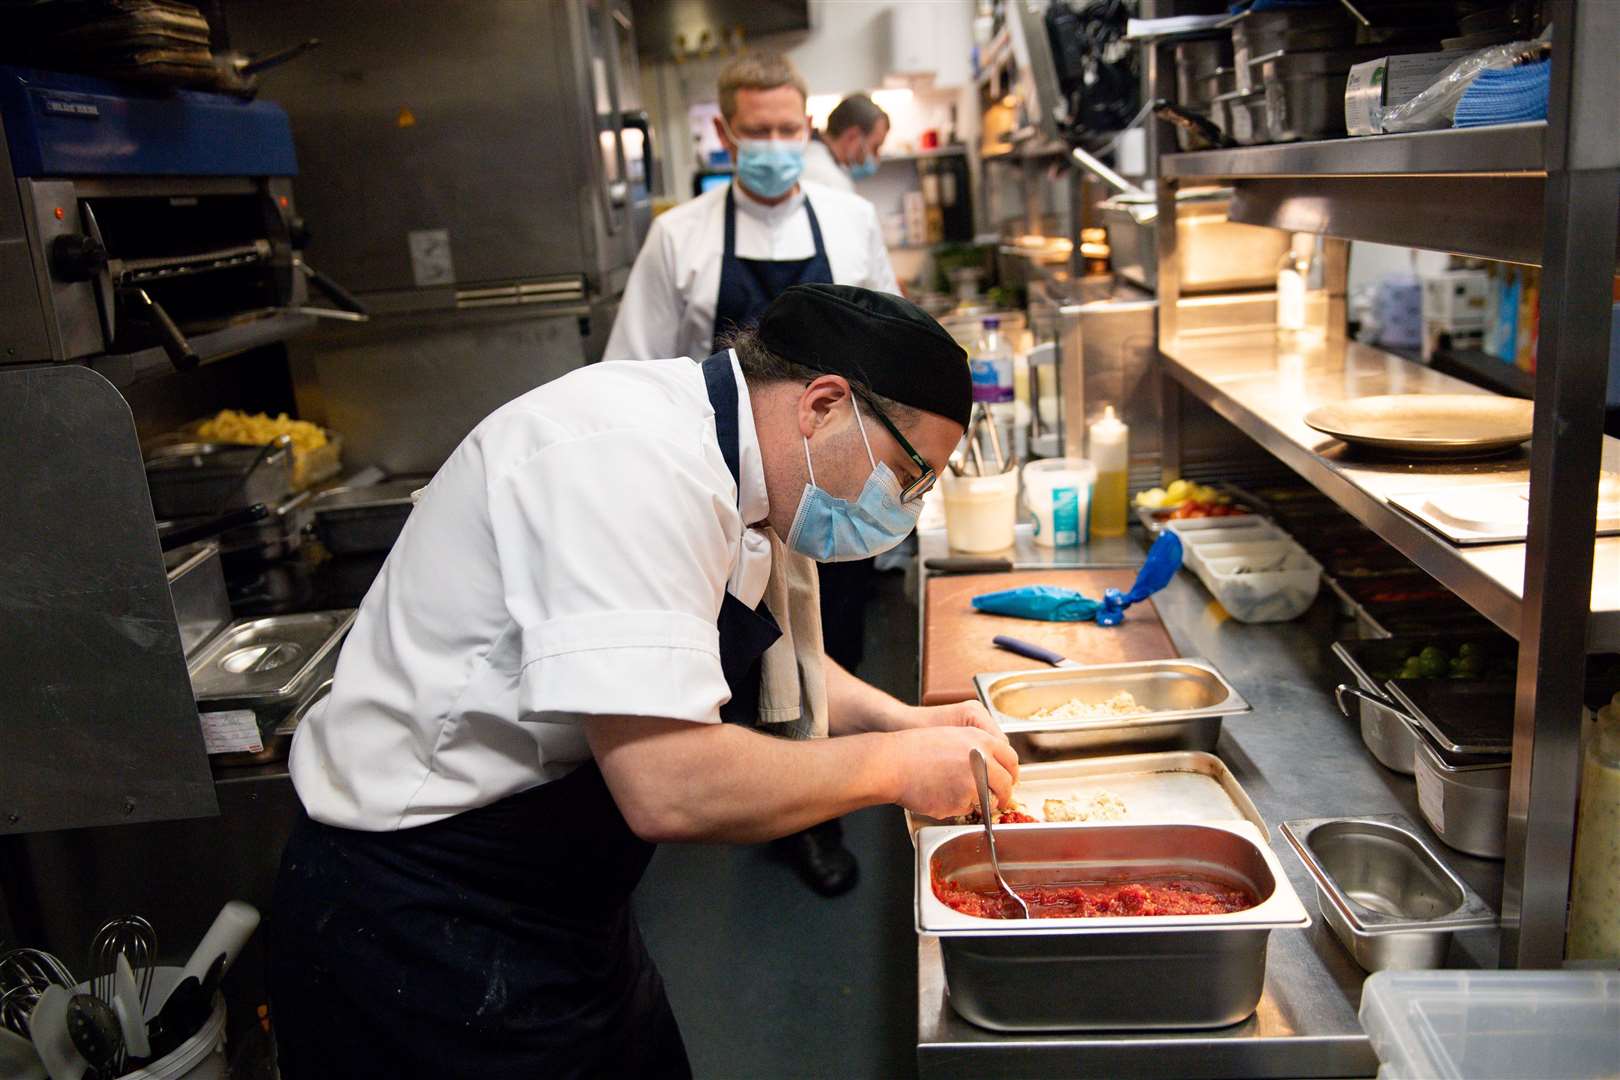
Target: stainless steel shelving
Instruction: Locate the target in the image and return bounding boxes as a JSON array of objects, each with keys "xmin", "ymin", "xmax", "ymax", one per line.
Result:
[
  {"xmin": 1154, "ymin": 3, "xmax": 1619, "ymax": 969},
  {"xmin": 1160, "ymin": 331, "xmax": 1620, "ymax": 651},
  {"xmin": 1163, "ymin": 122, "xmax": 1547, "ymax": 179}
]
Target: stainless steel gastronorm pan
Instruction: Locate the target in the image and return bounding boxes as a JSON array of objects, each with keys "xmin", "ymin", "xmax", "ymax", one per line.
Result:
[
  {"xmin": 974, "ymin": 658, "xmax": 1250, "ymax": 754},
  {"xmin": 1282, "ymin": 815, "xmax": 1495, "ymax": 972},
  {"xmin": 905, "ymin": 749, "xmax": 1270, "ymax": 841},
  {"xmin": 916, "ymin": 821, "xmax": 1309, "ymax": 1031}
]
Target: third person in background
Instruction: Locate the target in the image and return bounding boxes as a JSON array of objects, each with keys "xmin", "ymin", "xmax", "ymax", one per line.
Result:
[{"xmin": 801, "ymin": 93, "xmax": 890, "ymax": 193}]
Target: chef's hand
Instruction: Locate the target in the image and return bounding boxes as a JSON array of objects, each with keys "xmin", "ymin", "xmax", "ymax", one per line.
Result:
[
  {"xmin": 891, "ymin": 726, "xmax": 1019, "ymax": 820},
  {"xmin": 904, "ymin": 700, "xmax": 1006, "ymax": 742}
]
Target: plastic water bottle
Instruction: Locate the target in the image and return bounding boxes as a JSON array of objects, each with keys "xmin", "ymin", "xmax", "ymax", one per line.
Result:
[
  {"xmin": 970, "ymin": 317, "xmax": 1016, "ymax": 467},
  {"xmin": 969, "ymin": 317, "xmax": 1014, "ymax": 406}
]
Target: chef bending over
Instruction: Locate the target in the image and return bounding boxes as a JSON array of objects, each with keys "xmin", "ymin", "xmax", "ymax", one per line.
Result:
[{"xmin": 267, "ymin": 283, "xmax": 1018, "ymax": 1079}]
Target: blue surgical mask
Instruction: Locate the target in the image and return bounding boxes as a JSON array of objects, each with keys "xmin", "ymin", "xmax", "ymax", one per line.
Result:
[
  {"xmin": 731, "ymin": 131, "xmax": 805, "ymax": 199},
  {"xmin": 786, "ymin": 399, "xmax": 922, "ymax": 562},
  {"xmin": 847, "ymin": 152, "xmax": 879, "ymax": 180}
]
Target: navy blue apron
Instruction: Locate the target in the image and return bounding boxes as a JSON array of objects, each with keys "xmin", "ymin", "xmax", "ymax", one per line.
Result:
[
  {"xmin": 268, "ymin": 354, "xmax": 779, "ymax": 1079},
  {"xmin": 711, "ymin": 183, "xmax": 833, "ymax": 344},
  {"xmin": 709, "ymin": 184, "xmax": 874, "ymax": 673}
]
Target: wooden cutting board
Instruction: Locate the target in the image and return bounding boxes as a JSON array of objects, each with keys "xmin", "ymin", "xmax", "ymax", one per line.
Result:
[{"xmin": 921, "ymin": 569, "xmax": 1179, "ymax": 706}]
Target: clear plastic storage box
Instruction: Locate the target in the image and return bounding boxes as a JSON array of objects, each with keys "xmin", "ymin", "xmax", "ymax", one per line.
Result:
[{"xmin": 1359, "ymin": 970, "xmax": 1620, "ymax": 1079}]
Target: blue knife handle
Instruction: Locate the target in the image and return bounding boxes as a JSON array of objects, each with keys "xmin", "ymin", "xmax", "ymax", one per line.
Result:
[{"xmin": 992, "ymin": 635, "xmax": 1069, "ymax": 668}]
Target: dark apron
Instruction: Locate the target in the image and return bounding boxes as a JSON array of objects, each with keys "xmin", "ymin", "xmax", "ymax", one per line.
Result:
[
  {"xmin": 268, "ymin": 353, "xmax": 779, "ymax": 1079},
  {"xmin": 708, "ymin": 185, "xmax": 876, "ymax": 672},
  {"xmin": 711, "ymin": 183, "xmax": 832, "ymax": 343}
]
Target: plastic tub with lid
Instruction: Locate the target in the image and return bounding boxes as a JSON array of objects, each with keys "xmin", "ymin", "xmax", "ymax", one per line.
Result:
[
  {"xmin": 940, "ymin": 468, "xmax": 1018, "ymax": 553},
  {"xmin": 1021, "ymin": 457, "xmax": 1094, "ymax": 548},
  {"xmin": 1360, "ymin": 970, "xmax": 1620, "ymax": 1080}
]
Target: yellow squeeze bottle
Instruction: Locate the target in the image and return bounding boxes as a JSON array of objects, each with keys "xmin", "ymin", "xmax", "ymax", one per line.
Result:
[{"xmin": 1088, "ymin": 405, "xmax": 1129, "ymax": 539}]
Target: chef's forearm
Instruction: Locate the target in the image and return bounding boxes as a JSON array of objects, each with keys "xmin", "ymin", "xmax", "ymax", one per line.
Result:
[
  {"xmin": 823, "ymin": 659, "xmax": 912, "ymax": 735},
  {"xmin": 586, "ymin": 715, "xmax": 900, "ymax": 843}
]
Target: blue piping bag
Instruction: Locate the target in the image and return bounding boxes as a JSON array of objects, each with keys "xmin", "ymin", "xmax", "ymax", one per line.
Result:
[{"xmin": 970, "ymin": 532, "xmax": 1184, "ymax": 625}]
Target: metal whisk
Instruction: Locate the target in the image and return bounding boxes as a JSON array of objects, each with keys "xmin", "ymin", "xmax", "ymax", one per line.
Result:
[
  {"xmin": 90, "ymin": 915, "xmax": 157, "ymax": 1009},
  {"xmin": 0, "ymin": 947, "xmax": 75, "ymax": 1038}
]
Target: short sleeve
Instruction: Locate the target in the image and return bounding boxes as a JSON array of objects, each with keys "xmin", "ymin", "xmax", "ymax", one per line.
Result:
[{"xmin": 487, "ymin": 426, "xmax": 735, "ymax": 724}]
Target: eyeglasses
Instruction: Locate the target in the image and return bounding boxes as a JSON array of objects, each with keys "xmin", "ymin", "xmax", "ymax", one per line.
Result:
[{"xmin": 856, "ymin": 392, "xmax": 936, "ymax": 504}]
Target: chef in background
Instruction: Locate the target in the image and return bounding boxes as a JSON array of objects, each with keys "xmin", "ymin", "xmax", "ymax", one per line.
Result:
[
  {"xmin": 605, "ymin": 51, "xmax": 901, "ymax": 897},
  {"xmin": 269, "ymin": 284, "xmax": 1016, "ymax": 1078},
  {"xmin": 801, "ymin": 92, "xmax": 890, "ymax": 193},
  {"xmin": 604, "ymin": 52, "xmax": 897, "ymax": 366}
]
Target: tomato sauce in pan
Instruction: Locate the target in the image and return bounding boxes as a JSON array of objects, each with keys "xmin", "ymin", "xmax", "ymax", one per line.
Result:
[{"xmin": 932, "ymin": 866, "xmax": 1257, "ymax": 920}]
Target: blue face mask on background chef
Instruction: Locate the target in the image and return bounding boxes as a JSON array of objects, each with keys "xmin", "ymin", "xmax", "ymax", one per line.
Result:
[
  {"xmin": 787, "ymin": 397, "xmax": 920, "ymax": 562},
  {"xmin": 728, "ymin": 124, "xmax": 805, "ymax": 199}
]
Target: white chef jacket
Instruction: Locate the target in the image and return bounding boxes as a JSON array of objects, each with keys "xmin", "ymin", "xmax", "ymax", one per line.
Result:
[
  {"xmin": 288, "ymin": 352, "xmax": 774, "ymax": 831},
  {"xmin": 800, "ymin": 137, "xmax": 856, "ymax": 193},
  {"xmin": 603, "ymin": 180, "xmax": 898, "ymax": 365}
]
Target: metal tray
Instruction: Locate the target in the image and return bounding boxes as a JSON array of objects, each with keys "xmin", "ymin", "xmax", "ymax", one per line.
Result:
[
  {"xmin": 1386, "ymin": 679, "xmax": 1515, "ymax": 756},
  {"xmin": 189, "ymin": 610, "xmax": 356, "ymax": 705},
  {"xmin": 165, "ymin": 540, "xmax": 229, "ymax": 659},
  {"xmin": 1389, "ymin": 481, "xmax": 1620, "ymax": 546},
  {"xmin": 906, "ymin": 750, "xmax": 1269, "ymax": 841},
  {"xmin": 145, "ymin": 439, "xmax": 295, "ymax": 519},
  {"xmin": 212, "ymin": 678, "xmax": 333, "ymax": 769},
  {"xmin": 1302, "ymin": 395, "xmax": 1534, "ymax": 458},
  {"xmin": 1282, "ymin": 815, "xmax": 1495, "ymax": 972},
  {"xmin": 916, "ymin": 821, "xmax": 1310, "ymax": 1031},
  {"xmin": 312, "ymin": 476, "xmax": 427, "ymax": 554},
  {"xmin": 974, "ymin": 658, "xmax": 1250, "ymax": 755}
]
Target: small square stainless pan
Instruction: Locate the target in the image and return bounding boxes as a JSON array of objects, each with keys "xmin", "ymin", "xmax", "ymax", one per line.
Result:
[
  {"xmin": 974, "ymin": 657, "xmax": 1250, "ymax": 737},
  {"xmin": 905, "ymin": 749, "xmax": 1269, "ymax": 842}
]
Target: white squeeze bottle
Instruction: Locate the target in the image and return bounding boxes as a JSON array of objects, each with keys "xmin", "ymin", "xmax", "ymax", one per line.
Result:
[{"xmin": 1088, "ymin": 405, "xmax": 1128, "ymax": 539}]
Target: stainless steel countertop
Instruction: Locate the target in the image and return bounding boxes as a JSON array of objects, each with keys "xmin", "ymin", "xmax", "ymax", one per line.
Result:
[{"xmin": 914, "ymin": 528, "xmax": 1502, "ymax": 1079}]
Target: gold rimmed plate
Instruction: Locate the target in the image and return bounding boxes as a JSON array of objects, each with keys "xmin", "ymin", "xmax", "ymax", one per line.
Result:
[{"xmin": 1304, "ymin": 394, "xmax": 1534, "ymax": 457}]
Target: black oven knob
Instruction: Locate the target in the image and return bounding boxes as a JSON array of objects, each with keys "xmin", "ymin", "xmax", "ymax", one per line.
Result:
[{"xmin": 50, "ymin": 233, "xmax": 109, "ymax": 282}]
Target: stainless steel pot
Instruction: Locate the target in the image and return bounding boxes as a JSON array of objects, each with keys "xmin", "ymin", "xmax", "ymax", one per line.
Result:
[
  {"xmin": 1330, "ymin": 644, "xmax": 1419, "ymax": 773},
  {"xmin": 1253, "ymin": 45, "xmax": 1395, "ymax": 142},
  {"xmin": 916, "ymin": 821, "xmax": 1309, "ymax": 1032},
  {"xmin": 1413, "ymin": 735, "xmax": 1509, "ymax": 860}
]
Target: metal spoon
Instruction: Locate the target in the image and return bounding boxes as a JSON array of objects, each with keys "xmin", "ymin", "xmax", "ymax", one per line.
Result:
[
  {"xmin": 65, "ymin": 994, "xmax": 123, "ymax": 1080},
  {"xmin": 968, "ymin": 748, "xmax": 1030, "ymax": 919}
]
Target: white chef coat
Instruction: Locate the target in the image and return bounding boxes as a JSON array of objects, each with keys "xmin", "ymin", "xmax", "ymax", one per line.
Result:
[
  {"xmin": 800, "ymin": 137, "xmax": 856, "ymax": 193},
  {"xmin": 288, "ymin": 352, "xmax": 774, "ymax": 831},
  {"xmin": 603, "ymin": 180, "xmax": 898, "ymax": 365}
]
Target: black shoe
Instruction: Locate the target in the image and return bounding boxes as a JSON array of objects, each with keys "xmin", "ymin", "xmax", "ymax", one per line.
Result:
[{"xmin": 773, "ymin": 824, "xmax": 859, "ymax": 898}]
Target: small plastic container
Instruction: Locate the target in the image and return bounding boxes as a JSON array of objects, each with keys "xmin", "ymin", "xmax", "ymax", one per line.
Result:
[
  {"xmin": 1172, "ymin": 522, "xmax": 1287, "ymax": 576},
  {"xmin": 1360, "ymin": 970, "xmax": 1620, "ymax": 1080},
  {"xmin": 940, "ymin": 468, "xmax": 1019, "ymax": 553},
  {"xmin": 1197, "ymin": 547, "xmax": 1321, "ymax": 623},
  {"xmin": 1021, "ymin": 457, "xmax": 1095, "ymax": 548}
]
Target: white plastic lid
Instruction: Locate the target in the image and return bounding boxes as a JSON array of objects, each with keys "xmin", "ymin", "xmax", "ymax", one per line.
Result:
[{"xmin": 1360, "ymin": 970, "xmax": 1620, "ymax": 1080}]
